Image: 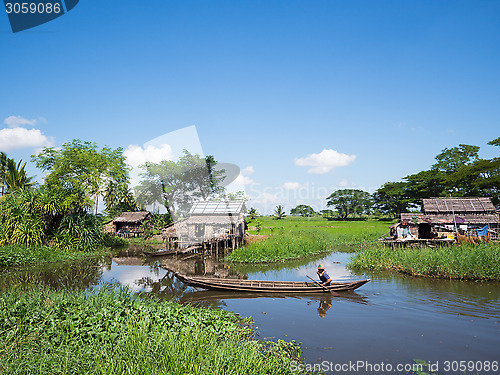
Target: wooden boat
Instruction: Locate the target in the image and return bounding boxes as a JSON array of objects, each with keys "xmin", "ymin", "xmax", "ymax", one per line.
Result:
[
  {"xmin": 143, "ymin": 249, "xmax": 178, "ymax": 257},
  {"xmin": 174, "ymin": 272, "xmax": 370, "ymax": 293}
]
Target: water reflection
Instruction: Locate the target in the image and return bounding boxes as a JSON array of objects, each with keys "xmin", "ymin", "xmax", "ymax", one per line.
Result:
[
  {"xmin": 317, "ymin": 294, "xmax": 333, "ymax": 318},
  {"xmin": 179, "ymin": 288, "xmax": 369, "ymax": 318},
  {"xmin": 0, "ymin": 256, "xmax": 110, "ymax": 291}
]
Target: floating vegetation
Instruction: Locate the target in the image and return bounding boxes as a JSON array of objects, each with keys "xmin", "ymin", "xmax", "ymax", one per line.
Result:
[{"xmin": 0, "ymin": 286, "xmax": 310, "ymax": 375}]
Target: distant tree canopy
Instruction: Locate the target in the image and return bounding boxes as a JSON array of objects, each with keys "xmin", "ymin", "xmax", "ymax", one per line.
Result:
[
  {"xmin": 373, "ymin": 138, "xmax": 500, "ymax": 215},
  {"xmin": 326, "ymin": 189, "xmax": 372, "ymax": 219},
  {"xmin": 134, "ymin": 150, "xmax": 226, "ymax": 219},
  {"xmin": 290, "ymin": 204, "xmax": 316, "ymax": 217}
]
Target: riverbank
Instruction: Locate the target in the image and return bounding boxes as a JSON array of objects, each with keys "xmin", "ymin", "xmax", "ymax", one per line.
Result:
[
  {"xmin": 227, "ymin": 217, "xmax": 392, "ymax": 263},
  {"xmin": 348, "ymin": 243, "xmax": 500, "ymax": 281},
  {"xmin": 0, "ymin": 286, "xmax": 309, "ymax": 375},
  {"xmin": 0, "ymin": 244, "xmax": 113, "ymax": 267}
]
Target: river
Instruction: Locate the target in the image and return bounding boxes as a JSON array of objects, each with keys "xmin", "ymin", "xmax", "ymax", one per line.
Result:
[{"xmin": 2, "ymin": 245, "xmax": 499, "ymax": 375}]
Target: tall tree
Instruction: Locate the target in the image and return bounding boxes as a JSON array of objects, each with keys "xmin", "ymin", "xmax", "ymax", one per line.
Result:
[
  {"xmin": 326, "ymin": 189, "xmax": 372, "ymax": 219},
  {"xmin": 32, "ymin": 140, "xmax": 129, "ymax": 213},
  {"xmin": 134, "ymin": 151, "xmax": 226, "ymax": 218},
  {"xmin": 373, "ymin": 182, "xmax": 412, "ymax": 217},
  {"xmin": 432, "ymin": 144, "xmax": 480, "ymax": 173}
]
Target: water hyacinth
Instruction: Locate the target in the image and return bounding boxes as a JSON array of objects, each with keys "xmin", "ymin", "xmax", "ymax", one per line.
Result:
[{"xmin": 0, "ymin": 286, "xmax": 311, "ymax": 375}]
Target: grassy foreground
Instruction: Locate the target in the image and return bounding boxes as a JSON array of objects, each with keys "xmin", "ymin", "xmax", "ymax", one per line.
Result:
[
  {"xmin": 227, "ymin": 217, "xmax": 391, "ymax": 263},
  {"xmin": 0, "ymin": 287, "xmax": 309, "ymax": 375},
  {"xmin": 348, "ymin": 243, "xmax": 500, "ymax": 281}
]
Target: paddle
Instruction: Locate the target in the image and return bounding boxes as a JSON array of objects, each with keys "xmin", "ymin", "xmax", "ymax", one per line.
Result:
[{"xmin": 307, "ymin": 275, "xmax": 341, "ymax": 297}]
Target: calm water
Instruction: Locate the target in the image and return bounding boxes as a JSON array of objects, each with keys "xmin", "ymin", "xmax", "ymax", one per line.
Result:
[{"xmin": 2, "ymin": 246, "xmax": 499, "ymax": 375}]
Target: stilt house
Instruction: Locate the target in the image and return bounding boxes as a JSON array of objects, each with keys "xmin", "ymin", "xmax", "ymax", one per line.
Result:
[
  {"xmin": 162, "ymin": 200, "xmax": 247, "ymax": 249},
  {"xmin": 394, "ymin": 197, "xmax": 499, "ymax": 240},
  {"xmin": 112, "ymin": 211, "xmax": 151, "ymax": 236}
]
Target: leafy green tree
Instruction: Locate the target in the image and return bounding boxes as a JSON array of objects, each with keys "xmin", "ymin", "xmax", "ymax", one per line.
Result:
[
  {"xmin": 326, "ymin": 189, "xmax": 372, "ymax": 219},
  {"xmin": 373, "ymin": 182, "xmax": 413, "ymax": 217},
  {"xmin": 290, "ymin": 204, "xmax": 316, "ymax": 217},
  {"xmin": 321, "ymin": 209, "xmax": 335, "ymax": 219},
  {"xmin": 403, "ymin": 170, "xmax": 447, "ymax": 202},
  {"xmin": 223, "ymin": 190, "xmax": 248, "ymax": 201},
  {"xmin": 134, "ymin": 151, "xmax": 225, "ymax": 218},
  {"xmin": 273, "ymin": 205, "xmax": 286, "ymax": 220},
  {"xmin": 32, "ymin": 140, "xmax": 129, "ymax": 214},
  {"xmin": 104, "ymin": 187, "xmax": 138, "ymax": 218},
  {"xmin": 432, "ymin": 144, "xmax": 480, "ymax": 173}
]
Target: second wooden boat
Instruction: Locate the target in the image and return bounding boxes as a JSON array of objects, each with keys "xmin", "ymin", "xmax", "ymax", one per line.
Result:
[
  {"xmin": 143, "ymin": 249, "xmax": 178, "ymax": 257},
  {"xmin": 174, "ymin": 272, "xmax": 370, "ymax": 293}
]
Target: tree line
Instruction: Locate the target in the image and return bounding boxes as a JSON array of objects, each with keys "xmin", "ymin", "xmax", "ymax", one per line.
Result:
[
  {"xmin": 286, "ymin": 137, "xmax": 500, "ymax": 219},
  {"xmin": 0, "ymin": 139, "xmax": 229, "ymax": 250}
]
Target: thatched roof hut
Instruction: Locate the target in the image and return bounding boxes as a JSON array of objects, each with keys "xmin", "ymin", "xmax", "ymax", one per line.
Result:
[
  {"xmin": 113, "ymin": 211, "xmax": 151, "ymax": 235},
  {"xmin": 396, "ymin": 197, "xmax": 499, "ymax": 240}
]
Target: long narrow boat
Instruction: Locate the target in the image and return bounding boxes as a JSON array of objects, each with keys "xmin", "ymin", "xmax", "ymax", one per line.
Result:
[
  {"xmin": 174, "ymin": 273, "xmax": 370, "ymax": 293},
  {"xmin": 143, "ymin": 249, "xmax": 178, "ymax": 257}
]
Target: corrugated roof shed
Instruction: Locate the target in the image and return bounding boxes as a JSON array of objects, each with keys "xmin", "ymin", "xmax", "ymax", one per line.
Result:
[
  {"xmin": 422, "ymin": 197, "xmax": 496, "ymax": 213},
  {"xmin": 189, "ymin": 200, "xmax": 246, "ymax": 215}
]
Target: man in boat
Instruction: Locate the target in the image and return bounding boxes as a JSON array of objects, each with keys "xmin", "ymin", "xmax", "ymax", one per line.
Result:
[{"xmin": 316, "ymin": 264, "xmax": 332, "ymax": 286}]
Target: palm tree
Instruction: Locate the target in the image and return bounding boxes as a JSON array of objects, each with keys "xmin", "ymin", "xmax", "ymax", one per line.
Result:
[
  {"xmin": 273, "ymin": 205, "xmax": 286, "ymax": 220},
  {"xmin": 1, "ymin": 158, "xmax": 34, "ymax": 193},
  {"xmin": 248, "ymin": 207, "xmax": 259, "ymax": 219}
]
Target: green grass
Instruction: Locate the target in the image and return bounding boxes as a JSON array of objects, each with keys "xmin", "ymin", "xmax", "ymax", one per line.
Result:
[
  {"xmin": 227, "ymin": 228, "xmax": 334, "ymax": 263},
  {"xmin": 228, "ymin": 217, "xmax": 393, "ymax": 263},
  {"xmin": 247, "ymin": 216, "xmax": 392, "ymax": 243},
  {"xmin": 348, "ymin": 243, "xmax": 500, "ymax": 281},
  {"xmin": 0, "ymin": 287, "xmax": 310, "ymax": 375}
]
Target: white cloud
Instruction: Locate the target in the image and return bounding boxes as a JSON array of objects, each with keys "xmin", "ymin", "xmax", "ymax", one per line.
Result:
[
  {"xmin": 3, "ymin": 115, "xmax": 38, "ymax": 128},
  {"xmin": 124, "ymin": 144, "xmax": 174, "ymax": 168},
  {"xmin": 0, "ymin": 127, "xmax": 53, "ymax": 152},
  {"xmin": 294, "ymin": 149, "xmax": 356, "ymax": 174},
  {"xmin": 234, "ymin": 174, "xmax": 258, "ymax": 186},
  {"xmin": 241, "ymin": 166, "xmax": 255, "ymax": 175},
  {"xmin": 231, "ymin": 165, "xmax": 258, "ymax": 186},
  {"xmin": 253, "ymin": 192, "xmax": 279, "ymax": 204},
  {"xmin": 283, "ymin": 181, "xmax": 304, "ymax": 190}
]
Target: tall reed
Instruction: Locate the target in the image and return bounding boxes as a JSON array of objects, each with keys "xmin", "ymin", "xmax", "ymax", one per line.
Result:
[{"xmin": 348, "ymin": 243, "xmax": 500, "ymax": 281}]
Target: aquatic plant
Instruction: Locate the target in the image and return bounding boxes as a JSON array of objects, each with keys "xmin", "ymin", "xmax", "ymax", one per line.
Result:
[
  {"xmin": 228, "ymin": 217, "xmax": 392, "ymax": 263},
  {"xmin": 0, "ymin": 287, "xmax": 310, "ymax": 374},
  {"xmin": 348, "ymin": 243, "xmax": 500, "ymax": 281}
]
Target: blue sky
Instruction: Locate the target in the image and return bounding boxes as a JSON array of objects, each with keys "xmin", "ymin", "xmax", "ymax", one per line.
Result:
[{"xmin": 1, "ymin": 1, "xmax": 499, "ymax": 214}]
